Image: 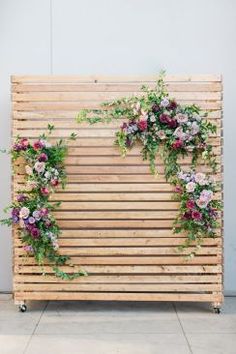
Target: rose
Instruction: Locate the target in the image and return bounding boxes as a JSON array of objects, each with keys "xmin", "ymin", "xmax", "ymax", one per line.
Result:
[
  {"xmin": 152, "ymin": 103, "xmax": 160, "ymax": 113},
  {"xmin": 200, "ymin": 189, "xmax": 213, "ymax": 202},
  {"xmin": 12, "ymin": 215, "xmax": 19, "ymax": 224},
  {"xmin": 40, "ymin": 187, "xmax": 50, "ymax": 196},
  {"xmin": 31, "ymin": 227, "xmax": 40, "ymax": 238},
  {"xmin": 23, "ymin": 245, "xmax": 34, "ymax": 253},
  {"xmin": 149, "ymin": 114, "xmax": 156, "ymax": 123},
  {"xmin": 34, "ymin": 161, "xmax": 45, "ymax": 173},
  {"xmin": 172, "ymin": 139, "xmax": 183, "ymax": 149},
  {"xmin": 20, "ymin": 138, "xmax": 29, "ymax": 149},
  {"xmin": 33, "ymin": 140, "xmax": 43, "ymax": 150},
  {"xmin": 175, "ymin": 113, "xmax": 188, "ymax": 124},
  {"xmin": 167, "ymin": 119, "xmax": 177, "ymax": 129},
  {"xmin": 40, "ymin": 208, "xmax": 49, "ymax": 217},
  {"xmin": 186, "ymin": 200, "xmax": 195, "ymax": 209},
  {"xmin": 159, "ymin": 113, "xmax": 170, "ymax": 124},
  {"xmin": 195, "ymin": 172, "xmax": 208, "ymax": 186},
  {"xmin": 168, "ymin": 100, "xmax": 177, "ymax": 110},
  {"xmin": 183, "ymin": 211, "xmax": 192, "ymax": 220},
  {"xmin": 121, "ymin": 122, "xmax": 128, "ymax": 131},
  {"xmin": 17, "ymin": 194, "xmax": 27, "ymax": 202},
  {"xmin": 38, "ymin": 153, "xmax": 48, "ymax": 162},
  {"xmin": 160, "ymin": 97, "xmax": 169, "ymax": 108},
  {"xmin": 44, "ymin": 219, "xmax": 52, "ymax": 228},
  {"xmin": 156, "ymin": 130, "xmax": 166, "ymax": 140},
  {"xmin": 50, "ymin": 179, "xmax": 59, "ymax": 187},
  {"xmin": 196, "ymin": 198, "xmax": 208, "ymax": 209},
  {"xmin": 28, "ymin": 217, "xmax": 36, "ymax": 224},
  {"xmin": 19, "ymin": 207, "xmax": 30, "ymax": 219},
  {"xmin": 26, "ymin": 180, "xmax": 38, "ymax": 191},
  {"xmin": 192, "ymin": 210, "xmax": 202, "ymax": 220},
  {"xmin": 25, "ymin": 165, "xmax": 33, "ymax": 175},
  {"xmin": 174, "ymin": 185, "xmax": 183, "ymax": 193},
  {"xmin": 12, "ymin": 208, "xmax": 20, "ymax": 217},
  {"xmin": 190, "ymin": 122, "xmax": 200, "ymax": 135},
  {"xmin": 32, "ymin": 210, "xmax": 41, "ymax": 221},
  {"xmin": 186, "ymin": 182, "xmax": 196, "ymax": 193},
  {"xmin": 138, "ymin": 119, "xmax": 148, "ymax": 131}
]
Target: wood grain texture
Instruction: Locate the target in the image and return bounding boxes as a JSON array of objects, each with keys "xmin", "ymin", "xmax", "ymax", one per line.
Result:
[{"xmin": 12, "ymin": 75, "xmax": 223, "ymax": 305}]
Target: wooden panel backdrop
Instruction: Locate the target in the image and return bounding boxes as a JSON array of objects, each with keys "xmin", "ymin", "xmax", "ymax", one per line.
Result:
[{"xmin": 12, "ymin": 75, "xmax": 223, "ymax": 306}]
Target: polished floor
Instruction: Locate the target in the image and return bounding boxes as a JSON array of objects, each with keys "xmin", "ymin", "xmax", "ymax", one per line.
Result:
[{"xmin": 0, "ymin": 295, "xmax": 236, "ymax": 354}]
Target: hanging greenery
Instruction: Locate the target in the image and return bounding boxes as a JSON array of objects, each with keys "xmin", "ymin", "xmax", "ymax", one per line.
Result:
[
  {"xmin": 0, "ymin": 125, "xmax": 87, "ymax": 279},
  {"xmin": 76, "ymin": 73, "xmax": 222, "ymax": 256}
]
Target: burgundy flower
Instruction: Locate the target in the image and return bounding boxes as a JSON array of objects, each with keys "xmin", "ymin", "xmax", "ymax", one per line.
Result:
[
  {"xmin": 44, "ymin": 219, "xmax": 52, "ymax": 228},
  {"xmin": 186, "ymin": 200, "xmax": 195, "ymax": 209},
  {"xmin": 159, "ymin": 113, "xmax": 170, "ymax": 124},
  {"xmin": 40, "ymin": 187, "xmax": 50, "ymax": 196},
  {"xmin": 126, "ymin": 137, "xmax": 132, "ymax": 147},
  {"xmin": 192, "ymin": 210, "xmax": 202, "ymax": 221},
  {"xmin": 38, "ymin": 153, "xmax": 48, "ymax": 162},
  {"xmin": 183, "ymin": 211, "xmax": 192, "ymax": 220},
  {"xmin": 167, "ymin": 119, "xmax": 177, "ymax": 129},
  {"xmin": 152, "ymin": 103, "xmax": 160, "ymax": 113},
  {"xmin": 172, "ymin": 139, "xmax": 183, "ymax": 149},
  {"xmin": 138, "ymin": 119, "xmax": 148, "ymax": 131},
  {"xmin": 167, "ymin": 100, "xmax": 177, "ymax": 110},
  {"xmin": 50, "ymin": 179, "xmax": 59, "ymax": 187},
  {"xmin": 31, "ymin": 227, "xmax": 40, "ymax": 238},
  {"xmin": 121, "ymin": 122, "xmax": 128, "ymax": 131},
  {"xmin": 13, "ymin": 143, "xmax": 22, "ymax": 152},
  {"xmin": 12, "ymin": 208, "xmax": 20, "ymax": 217},
  {"xmin": 33, "ymin": 140, "xmax": 43, "ymax": 151}
]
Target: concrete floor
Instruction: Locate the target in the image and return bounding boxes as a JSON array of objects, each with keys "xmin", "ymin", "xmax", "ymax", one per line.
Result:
[{"xmin": 0, "ymin": 295, "xmax": 236, "ymax": 354}]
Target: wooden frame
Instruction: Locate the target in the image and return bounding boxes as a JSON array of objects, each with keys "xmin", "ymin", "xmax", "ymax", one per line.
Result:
[{"xmin": 11, "ymin": 75, "xmax": 223, "ymax": 310}]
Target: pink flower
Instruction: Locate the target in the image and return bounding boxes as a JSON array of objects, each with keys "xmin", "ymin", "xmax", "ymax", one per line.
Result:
[
  {"xmin": 40, "ymin": 187, "xmax": 50, "ymax": 196},
  {"xmin": 23, "ymin": 245, "xmax": 34, "ymax": 253},
  {"xmin": 172, "ymin": 139, "xmax": 183, "ymax": 149},
  {"xmin": 186, "ymin": 200, "xmax": 195, "ymax": 209},
  {"xmin": 40, "ymin": 208, "xmax": 49, "ymax": 217},
  {"xmin": 196, "ymin": 198, "xmax": 208, "ymax": 209},
  {"xmin": 138, "ymin": 119, "xmax": 148, "ymax": 131},
  {"xmin": 174, "ymin": 185, "xmax": 183, "ymax": 193},
  {"xmin": 175, "ymin": 113, "xmax": 188, "ymax": 124},
  {"xmin": 200, "ymin": 189, "xmax": 213, "ymax": 202},
  {"xmin": 192, "ymin": 210, "xmax": 202, "ymax": 221},
  {"xmin": 159, "ymin": 113, "xmax": 170, "ymax": 124},
  {"xmin": 167, "ymin": 119, "xmax": 177, "ymax": 129},
  {"xmin": 156, "ymin": 130, "xmax": 166, "ymax": 140},
  {"xmin": 38, "ymin": 153, "xmax": 48, "ymax": 162},
  {"xmin": 20, "ymin": 138, "xmax": 29, "ymax": 149},
  {"xmin": 34, "ymin": 161, "xmax": 45, "ymax": 173}
]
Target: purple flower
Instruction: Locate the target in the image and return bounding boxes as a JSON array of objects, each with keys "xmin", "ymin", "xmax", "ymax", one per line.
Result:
[
  {"xmin": 28, "ymin": 216, "xmax": 36, "ymax": 224},
  {"xmin": 12, "ymin": 215, "xmax": 19, "ymax": 224},
  {"xmin": 16, "ymin": 194, "xmax": 27, "ymax": 202},
  {"xmin": 12, "ymin": 208, "xmax": 20, "ymax": 217},
  {"xmin": 23, "ymin": 245, "xmax": 34, "ymax": 253},
  {"xmin": 152, "ymin": 103, "xmax": 160, "ymax": 113},
  {"xmin": 32, "ymin": 210, "xmax": 41, "ymax": 221},
  {"xmin": 38, "ymin": 153, "xmax": 48, "ymax": 162}
]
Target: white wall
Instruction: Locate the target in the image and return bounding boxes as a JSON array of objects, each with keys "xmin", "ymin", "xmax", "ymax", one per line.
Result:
[{"xmin": 0, "ymin": 0, "xmax": 235, "ymax": 293}]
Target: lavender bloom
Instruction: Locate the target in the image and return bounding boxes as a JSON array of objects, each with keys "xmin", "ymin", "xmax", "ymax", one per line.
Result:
[
  {"xmin": 32, "ymin": 210, "xmax": 41, "ymax": 221},
  {"xmin": 160, "ymin": 97, "xmax": 169, "ymax": 108},
  {"xmin": 28, "ymin": 216, "xmax": 36, "ymax": 224}
]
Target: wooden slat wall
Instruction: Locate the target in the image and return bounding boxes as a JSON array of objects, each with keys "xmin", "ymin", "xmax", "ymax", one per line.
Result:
[{"xmin": 12, "ymin": 75, "xmax": 223, "ymax": 304}]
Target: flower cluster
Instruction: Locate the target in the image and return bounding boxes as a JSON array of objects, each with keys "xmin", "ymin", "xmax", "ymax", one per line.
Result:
[
  {"xmin": 1, "ymin": 125, "xmax": 86, "ymax": 279},
  {"xmin": 173, "ymin": 171, "xmax": 221, "ymax": 253},
  {"xmin": 76, "ymin": 73, "xmax": 221, "ymax": 254}
]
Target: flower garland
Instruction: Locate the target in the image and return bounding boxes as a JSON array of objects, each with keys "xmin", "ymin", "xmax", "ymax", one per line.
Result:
[
  {"xmin": 77, "ymin": 73, "xmax": 222, "ymax": 255},
  {"xmin": 1, "ymin": 125, "xmax": 87, "ymax": 279}
]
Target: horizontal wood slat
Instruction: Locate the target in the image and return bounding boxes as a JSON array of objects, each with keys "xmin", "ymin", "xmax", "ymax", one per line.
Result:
[{"xmin": 12, "ymin": 75, "xmax": 223, "ymax": 305}]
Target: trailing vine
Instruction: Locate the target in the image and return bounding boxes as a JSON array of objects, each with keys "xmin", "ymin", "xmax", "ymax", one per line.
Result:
[
  {"xmin": 0, "ymin": 125, "xmax": 87, "ymax": 279},
  {"xmin": 77, "ymin": 73, "xmax": 222, "ymax": 256}
]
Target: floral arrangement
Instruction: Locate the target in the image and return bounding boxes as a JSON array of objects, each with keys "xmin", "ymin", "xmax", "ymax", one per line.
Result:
[
  {"xmin": 1, "ymin": 125, "xmax": 87, "ymax": 279},
  {"xmin": 77, "ymin": 73, "xmax": 222, "ymax": 254}
]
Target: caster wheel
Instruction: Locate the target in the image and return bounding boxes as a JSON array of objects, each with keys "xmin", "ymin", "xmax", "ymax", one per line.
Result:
[
  {"xmin": 213, "ymin": 307, "xmax": 221, "ymax": 314},
  {"xmin": 19, "ymin": 304, "xmax": 27, "ymax": 312}
]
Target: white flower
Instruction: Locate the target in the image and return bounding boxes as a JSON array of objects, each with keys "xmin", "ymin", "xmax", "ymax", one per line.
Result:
[
  {"xmin": 186, "ymin": 182, "xmax": 196, "ymax": 193},
  {"xmin": 40, "ymin": 139, "xmax": 51, "ymax": 148},
  {"xmin": 19, "ymin": 207, "xmax": 30, "ymax": 219},
  {"xmin": 160, "ymin": 97, "xmax": 169, "ymax": 107},
  {"xmin": 195, "ymin": 172, "xmax": 207, "ymax": 185},
  {"xmin": 193, "ymin": 114, "xmax": 202, "ymax": 122},
  {"xmin": 25, "ymin": 165, "xmax": 33, "ymax": 175},
  {"xmin": 190, "ymin": 122, "xmax": 200, "ymax": 135},
  {"xmin": 200, "ymin": 189, "xmax": 213, "ymax": 202},
  {"xmin": 34, "ymin": 161, "xmax": 45, "ymax": 173},
  {"xmin": 150, "ymin": 114, "xmax": 156, "ymax": 123},
  {"xmin": 156, "ymin": 130, "xmax": 166, "ymax": 140},
  {"xmin": 44, "ymin": 171, "xmax": 51, "ymax": 179},
  {"xmin": 175, "ymin": 113, "xmax": 188, "ymax": 124}
]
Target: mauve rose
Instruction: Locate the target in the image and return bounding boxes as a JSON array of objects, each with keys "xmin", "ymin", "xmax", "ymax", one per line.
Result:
[
  {"xmin": 172, "ymin": 139, "xmax": 183, "ymax": 149},
  {"xmin": 34, "ymin": 161, "xmax": 45, "ymax": 173},
  {"xmin": 12, "ymin": 208, "xmax": 20, "ymax": 217},
  {"xmin": 44, "ymin": 219, "xmax": 52, "ymax": 228},
  {"xmin": 174, "ymin": 186, "xmax": 183, "ymax": 193},
  {"xmin": 31, "ymin": 228, "xmax": 40, "ymax": 238},
  {"xmin": 186, "ymin": 200, "xmax": 195, "ymax": 209},
  {"xmin": 28, "ymin": 216, "xmax": 36, "ymax": 224},
  {"xmin": 20, "ymin": 138, "xmax": 29, "ymax": 150},
  {"xmin": 192, "ymin": 210, "xmax": 202, "ymax": 221},
  {"xmin": 38, "ymin": 153, "xmax": 48, "ymax": 162},
  {"xmin": 19, "ymin": 207, "xmax": 30, "ymax": 219},
  {"xmin": 138, "ymin": 119, "xmax": 148, "ymax": 131},
  {"xmin": 152, "ymin": 103, "xmax": 160, "ymax": 113},
  {"xmin": 40, "ymin": 187, "xmax": 50, "ymax": 196},
  {"xmin": 40, "ymin": 208, "xmax": 49, "ymax": 217},
  {"xmin": 183, "ymin": 211, "xmax": 192, "ymax": 220}
]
